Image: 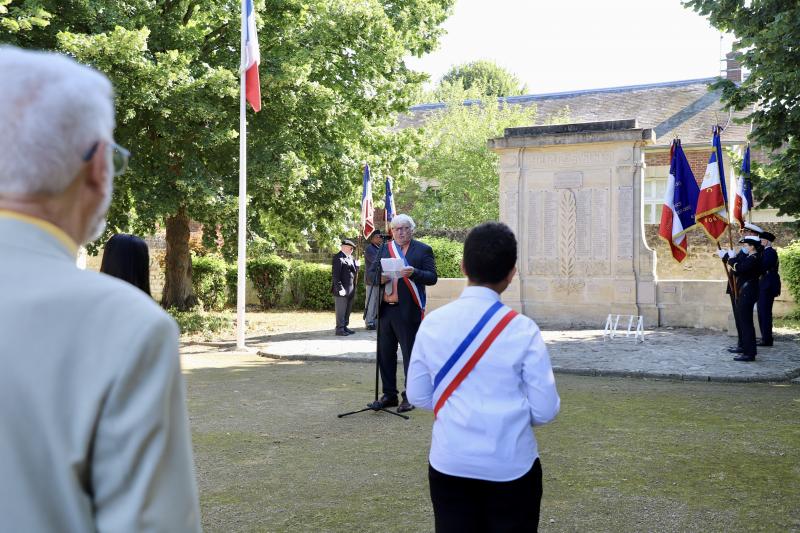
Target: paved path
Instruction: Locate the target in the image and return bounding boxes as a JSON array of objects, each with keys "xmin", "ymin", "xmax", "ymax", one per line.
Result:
[{"xmin": 182, "ymin": 326, "xmax": 800, "ymax": 383}]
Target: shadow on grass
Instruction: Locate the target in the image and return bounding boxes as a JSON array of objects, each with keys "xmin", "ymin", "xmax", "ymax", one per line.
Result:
[{"xmin": 184, "ymin": 359, "xmax": 800, "ymax": 533}]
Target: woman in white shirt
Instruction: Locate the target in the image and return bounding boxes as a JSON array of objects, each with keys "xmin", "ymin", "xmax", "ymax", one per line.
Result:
[{"xmin": 407, "ymin": 221, "xmax": 560, "ymax": 532}]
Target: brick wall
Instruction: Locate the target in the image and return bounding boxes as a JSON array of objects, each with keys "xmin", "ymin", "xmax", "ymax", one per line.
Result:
[{"xmin": 645, "ymin": 150, "xmax": 712, "ymax": 183}]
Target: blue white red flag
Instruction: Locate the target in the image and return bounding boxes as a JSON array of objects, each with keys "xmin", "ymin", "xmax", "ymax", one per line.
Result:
[
  {"xmin": 385, "ymin": 176, "xmax": 396, "ymax": 233},
  {"xmin": 244, "ymin": 0, "xmax": 261, "ymax": 112},
  {"xmin": 733, "ymin": 144, "xmax": 753, "ymax": 227},
  {"xmin": 360, "ymin": 165, "xmax": 374, "ymax": 239},
  {"xmin": 696, "ymin": 126, "xmax": 729, "ymax": 241},
  {"xmin": 658, "ymin": 140, "xmax": 700, "ymax": 262}
]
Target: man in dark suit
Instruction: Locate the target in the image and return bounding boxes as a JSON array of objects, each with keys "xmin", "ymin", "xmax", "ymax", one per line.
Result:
[
  {"xmin": 758, "ymin": 231, "xmax": 781, "ymax": 347},
  {"xmin": 368, "ymin": 214, "xmax": 437, "ymax": 413},
  {"xmin": 332, "ymin": 239, "xmax": 359, "ymax": 336}
]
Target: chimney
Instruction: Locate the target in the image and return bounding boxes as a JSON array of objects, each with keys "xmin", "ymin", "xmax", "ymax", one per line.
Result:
[{"xmin": 725, "ymin": 51, "xmax": 742, "ymax": 83}]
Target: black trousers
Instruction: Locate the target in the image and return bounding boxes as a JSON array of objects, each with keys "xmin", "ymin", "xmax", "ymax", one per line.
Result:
[
  {"xmin": 736, "ymin": 282, "xmax": 759, "ymax": 357},
  {"xmin": 377, "ymin": 304, "xmax": 421, "ymax": 397},
  {"xmin": 334, "ymin": 294, "xmax": 354, "ymax": 332},
  {"xmin": 428, "ymin": 460, "xmax": 543, "ymax": 533},
  {"xmin": 757, "ymin": 290, "xmax": 775, "ymax": 344}
]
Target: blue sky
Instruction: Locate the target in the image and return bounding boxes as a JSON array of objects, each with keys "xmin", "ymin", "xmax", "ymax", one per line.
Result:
[{"xmin": 406, "ymin": 0, "xmax": 736, "ymax": 94}]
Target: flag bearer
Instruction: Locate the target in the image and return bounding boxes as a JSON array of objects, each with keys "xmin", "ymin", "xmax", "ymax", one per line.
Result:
[
  {"xmin": 725, "ymin": 236, "xmax": 763, "ymax": 361},
  {"xmin": 757, "ymin": 231, "xmax": 780, "ymax": 347}
]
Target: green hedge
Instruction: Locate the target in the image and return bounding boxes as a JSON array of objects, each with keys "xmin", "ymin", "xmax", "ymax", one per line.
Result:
[
  {"xmin": 287, "ymin": 260, "xmax": 333, "ymax": 311},
  {"xmin": 225, "ymin": 265, "xmax": 238, "ymax": 307},
  {"xmin": 778, "ymin": 240, "xmax": 800, "ymax": 309},
  {"xmin": 247, "ymin": 255, "xmax": 289, "ymax": 309},
  {"xmin": 168, "ymin": 308, "xmax": 233, "ymax": 335},
  {"xmin": 191, "ymin": 255, "xmax": 227, "ymax": 311},
  {"xmin": 419, "ymin": 236, "xmax": 463, "ymax": 278}
]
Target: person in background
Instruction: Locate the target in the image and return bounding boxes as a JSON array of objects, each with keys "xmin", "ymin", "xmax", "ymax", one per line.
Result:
[
  {"xmin": 368, "ymin": 214, "xmax": 437, "ymax": 413},
  {"xmin": 332, "ymin": 238, "xmax": 359, "ymax": 336},
  {"xmin": 722, "ymin": 222, "xmax": 763, "ymax": 354},
  {"xmin": 407, "ymin": 221, "xmax": 560, "ymax": 532},
  {"xmin": 757, "ymin": 231, "xmax": 780, "ymax": 347},
  {"xmin": 100, "ymin": 233, "xmax": 152, "ymax": 296},
  {"xmin": 0, "ymin": 46, "xmax": 200, "ymax": 532},
  {"xmin": 363, "ymin": 229, "xmax": 383, "ymax": 330},
  {"xmin": 724, "ymin": 235, "xmax": 763, "ymax": 361}
]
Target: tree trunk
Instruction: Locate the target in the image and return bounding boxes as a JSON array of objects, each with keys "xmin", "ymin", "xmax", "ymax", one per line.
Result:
[{"xmin": 161, "ymin": 207, "xmax": 198, "ymax": 310}]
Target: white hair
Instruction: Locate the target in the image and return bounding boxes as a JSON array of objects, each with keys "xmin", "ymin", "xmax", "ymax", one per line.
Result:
[
  {"xmin": 0, "ymin": 46, "xmax": 115, "ymax": 196},
  {"xmin": 391, "ymin": 214, "xmax": 416, "ymax": 230}
]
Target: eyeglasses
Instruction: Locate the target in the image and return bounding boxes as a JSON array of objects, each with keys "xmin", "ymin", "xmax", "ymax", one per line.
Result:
[
  {"xmin": 393, "ymin": 226, "xmax": 412, "ymax": 233},
  {"xmin": 83, "ymin": 141, "xmax": 131, "ymax": 177}
]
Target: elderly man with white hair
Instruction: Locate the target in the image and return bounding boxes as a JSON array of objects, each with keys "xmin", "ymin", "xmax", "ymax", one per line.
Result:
[
  {"xmin": 0, "ymin": 47, "xmax": 200, "ymax": 532},
  {"xmin": 367, "ymin": 214, "xmax": 437, "ymax": 413}
]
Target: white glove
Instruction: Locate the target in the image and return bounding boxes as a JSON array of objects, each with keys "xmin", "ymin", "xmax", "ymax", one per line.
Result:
[
  {"xmin": 717, "ymin": 249, "xmax": 727, "ymax": 259},
  {"xmin": 338, "ymin": 288, "xmax": 346, "ymax": 296},
  {"xmin": 727, "ymin": 249, "xmax": 736, "ymax": 258}
]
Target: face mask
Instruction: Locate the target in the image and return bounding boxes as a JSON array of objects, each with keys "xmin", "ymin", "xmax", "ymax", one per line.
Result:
[{"xmin": 741, "ymin": 246, "xmax": 748, "ymax": 254}]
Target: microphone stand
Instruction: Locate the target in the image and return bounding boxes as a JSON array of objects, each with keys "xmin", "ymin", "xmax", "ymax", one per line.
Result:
[{"xmin": 338, "ymin": 234, "xmax": 409, "ymax": 420}]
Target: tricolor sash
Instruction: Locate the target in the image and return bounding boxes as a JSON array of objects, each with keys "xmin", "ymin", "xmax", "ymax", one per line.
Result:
[
  {"xmin": 432, "ymin": 301, "xmax": 518, "ymax": 418},
  {"xmin": 388, "ymin": 240, "xmax": 426, "ymax": 317}
]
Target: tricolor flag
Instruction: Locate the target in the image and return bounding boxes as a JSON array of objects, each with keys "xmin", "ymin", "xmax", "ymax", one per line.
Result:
[
  {"xmin": 385, "ymin": 176, "xmax": 396, "ymax": 234},
  {"xmin": 658, "ymin": 140, "xmax": 700, "ymax": 262},
  {"xmin": 360, "ymin": 165, "xmax": 374, "ymax": 239},
  {"xmin": 696, "ymin": 126, "xmax": 729, "ymax": 241},
  {"xmin": 733, "ymin": 144, "xmax": 753, "ymax": 227},
  {"xmin": 244, "ymin": 0, "xmax": 261, "ymax": 112}
]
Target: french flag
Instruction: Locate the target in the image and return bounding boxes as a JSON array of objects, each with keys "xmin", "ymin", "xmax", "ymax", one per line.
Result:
[
  {"xmin": 244, "ymin": 0, "xmax": 261, "ymax": 112},
  {"xmin": 733, "ymin": 144, "xmax": 753, "ymax": 227},
  {"xmin": 385, "ymin": 176, "xmax": 396, "ymax": 235},
  {"xmin": 658, "ymin": 140, "xmax": 699, "ymax": 262},
  {"xmin": 361, "ymin": 165, "xmax": 374, "ymax": 239},
  {"xmin": 696, "ymin": 126, "xmax": 729, "ymax": 241}
]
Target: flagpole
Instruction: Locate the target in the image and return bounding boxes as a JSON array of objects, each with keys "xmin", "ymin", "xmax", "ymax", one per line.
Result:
[{"xmin": 236, "ymin": 0, "xmax": 248, "ymax": 350}]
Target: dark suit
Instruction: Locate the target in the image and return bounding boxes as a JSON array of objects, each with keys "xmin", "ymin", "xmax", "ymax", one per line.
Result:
[
  {"xmin": 726, "ymin": 249, "xmax": 747, "ymax": 348},
  {"xmin": 758, "ymin": 246, "xmax": 780, "ymax": 345},
  {"xmin": 332, "ymin": 251, "xmax": 358, "ymax": 333},
  {"xmin": 728, "ymin": 252, "xmax": 761, "ymax": 358},
  {"xmin": 369, "ymin": 239, "xmax": 437, "ymax": 398},
  {"xmin": 363, "ymin": 243, "xmax": 381, "ymax": 327}
]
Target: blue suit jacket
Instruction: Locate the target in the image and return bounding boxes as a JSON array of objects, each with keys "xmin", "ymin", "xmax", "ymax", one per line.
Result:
[
  {"xmin": 760, "ymin": 247, "xmax": 781, "ymax": 297},
  {"xmin": 369, "ymin": 239, "xmax": 438, "ymax": 321}
]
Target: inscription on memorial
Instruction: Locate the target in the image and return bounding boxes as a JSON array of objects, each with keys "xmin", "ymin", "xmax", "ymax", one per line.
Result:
[
  {"xmin": 575, "ymin": 189, "xmax": 592, "ymax": 259},
  {"xmin": 542, "ymin": 192, "xmax": 558, "ymax": 253},
  {"xmin": 592, "ymin": 188, "xmax": 610, "ymax": 265},
  {"xmin": 525, "ymin": 150, "xmax": 615, "ymax": 169},
  {"xmin": 527, "ymin": 192, "xmax": 543, "ymax": 258},
  {"xmin": 616, "ymin": 186, "xmax": 633, "ymax": 259}
]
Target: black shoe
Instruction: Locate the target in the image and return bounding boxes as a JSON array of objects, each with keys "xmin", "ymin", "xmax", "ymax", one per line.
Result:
[
  {"xmin": 397, "ymin": 400, "xmax": 415, "ymax": 413},
  {"xmin": 344, "ymin": 327, "xmax": 356, "ymax": 334},
  {"xmin": 757, "ymin": 341, "xmax": 773, "ymax": 347},
  {"xmin": 365, "ymin": 324, "xmax": 376, "ymax": 330},
  {"xmin": 727, "ymin": 347, "xmax": 744, "ymax": 354},
  {"xmin": 733, "ymin": 355, "xmax": 755, "ymax": 362},
  {"xmin": 368, "ymin": 395, "xmax": 399, "ymax": 409},
  {"xmin": 335, "ymin": 330, "xmax": 348, "ymax": 337}
]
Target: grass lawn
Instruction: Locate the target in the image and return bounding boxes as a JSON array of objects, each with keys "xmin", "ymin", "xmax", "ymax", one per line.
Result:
[{"xmin": 184, "ymin": 356, "xmax": 800, "ymax": 533}]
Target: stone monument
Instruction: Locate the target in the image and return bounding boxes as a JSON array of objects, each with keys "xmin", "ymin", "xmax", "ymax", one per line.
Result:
[{"xmin": 488, "ymin": 119, "xmax": 658, "ymax": 327}]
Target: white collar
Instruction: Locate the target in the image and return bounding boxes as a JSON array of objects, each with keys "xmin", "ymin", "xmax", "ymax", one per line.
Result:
[{"xmin": 460, "ymin": 285, "xmax": 502, "ymax": 302}]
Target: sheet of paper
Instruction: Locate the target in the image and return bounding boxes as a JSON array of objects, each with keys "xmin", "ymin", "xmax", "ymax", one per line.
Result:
[{"xmin": 380, "ymin": 258, "xmax": 406, "ymax": 279}]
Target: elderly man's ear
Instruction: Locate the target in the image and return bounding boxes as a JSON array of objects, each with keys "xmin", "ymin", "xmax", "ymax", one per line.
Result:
[{"xmin": 86, "ymin": 141, "xmax": 111, "ymax": 197}]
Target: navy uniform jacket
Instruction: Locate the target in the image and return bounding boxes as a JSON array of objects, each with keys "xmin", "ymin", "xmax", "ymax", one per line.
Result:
[
  {"xmin": 364, "ymin": 243, "xmax": 380, "ymax": 286},
  {"xmin": 332, "ymin": 251, "xmax": 359, "ymax": 296},
  {"xmin": 369, "ymin": 239, "xmax": 438, "ymax": 321},
  {"xmin": 729, "ymin": 252, "xmax": 761, "ymax": 289},
  {"xmin": 760, "ymin": 247, "xmax": 781, "ymax": 297}
]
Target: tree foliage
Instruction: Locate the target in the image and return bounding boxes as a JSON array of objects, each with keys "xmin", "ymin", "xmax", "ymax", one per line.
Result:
[
  {"xmin": 1, "ymin": 0, "xmax": 453, "ymax": 307},
  {"xmin": 683, "ymin": 0, "xmax": 800, "ymax": 218},
  {"xmin": 410, "ymin": 84, "xmax": 569, "ymax": 229},
  {"xmin": 440, "ymin": 59, "xmax": 527, "ymax": 98}
]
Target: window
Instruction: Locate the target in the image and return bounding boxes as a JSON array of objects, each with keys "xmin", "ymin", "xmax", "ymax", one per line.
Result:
[{"xmin": 643, "ymin": 177, "xmax": 666, "ymax": 224}]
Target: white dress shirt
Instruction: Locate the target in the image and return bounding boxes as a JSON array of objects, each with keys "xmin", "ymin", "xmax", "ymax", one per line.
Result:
[{"xmin": 407, "ymin": 286, "xmax": 560, "ymax": 481}]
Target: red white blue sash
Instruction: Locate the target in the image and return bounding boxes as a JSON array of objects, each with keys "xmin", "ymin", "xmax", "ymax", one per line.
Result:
[
  {"xmin": 388, "ymin": 240, "xmax": 426, "ymax": 317},
  {"xmin": 432, "ymin": 301, "xmax": 518, "ymax": 418}
]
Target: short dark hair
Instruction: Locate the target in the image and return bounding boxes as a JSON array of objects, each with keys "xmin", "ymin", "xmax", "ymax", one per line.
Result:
[
  {"xmin": 462, "ymin": 222, "xmax": 517, "ymax": 284},
  {"xmin": 100, "ymin": 234, "xmax": 151, "ymax": 296}
]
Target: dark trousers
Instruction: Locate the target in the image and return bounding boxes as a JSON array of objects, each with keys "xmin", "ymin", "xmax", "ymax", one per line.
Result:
[
  {"xmin": 428, "ymin": 460, "xmax": 543, "ymax": 533},
  {"xmin": 736, "ymin": 282, "xmax": 759, "ymax": 357},
  {"xmin": 730, "ymin": 291, "xmax": 743, "ymax": 348},
  {"xmin": 377, "ymin": 304, "xmax": 421, "ymax": 398},
  {"xmin": 363, "ymin": 284, "xmax": 379, "ymax": 326},
  {"xmin": 757, "ymin": 290, "xmax": 775, "ymax": 344},
  {"xmin": 334, "ymin": 294, "xmax": 354, "ymax": 332}
]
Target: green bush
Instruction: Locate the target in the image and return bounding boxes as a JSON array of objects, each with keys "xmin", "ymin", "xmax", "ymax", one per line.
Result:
[
  {"xmin": 778, "ymin": 240, "xmax": 800, "ymax": 308},
  {"xmin": 419, "ymin": 236, "xmax": 463, "ymax": 278},
  {"xmin": 167, "ymin": 308, "xmax": 233, "ymax": 335},
  {"xmin": 247, "ymin": 255, "xmax": 289, "ymax": 309},
  {"xmin": 287, "ymin": 260, "xmax": 333, "ymax": 310},
  {"xmin": 191, "ymin": 255, "xmax": 227, "ymax": 311},
  {"xmin": 225, "ymin": 264, "xmax": 238, "ymax": 307}
]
